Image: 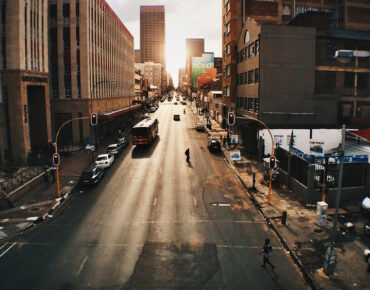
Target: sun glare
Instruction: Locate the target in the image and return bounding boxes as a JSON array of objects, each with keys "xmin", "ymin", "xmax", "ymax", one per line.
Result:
[{"xmin": 166, "ymin": 31, "xmax": 186, "ymax": 87}]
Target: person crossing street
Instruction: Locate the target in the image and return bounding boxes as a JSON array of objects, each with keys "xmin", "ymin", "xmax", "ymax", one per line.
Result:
[
  {"xmin": 185, "ymin": 148, "xmax": 190, "ymax": 163},
  {"xmin": 260, "ymin": 238, "xmax": 275, "ymax": 270}
]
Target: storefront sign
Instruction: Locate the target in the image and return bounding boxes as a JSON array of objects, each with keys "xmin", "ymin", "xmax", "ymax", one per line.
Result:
[
  {"xmin": 230, "ymin": 135, "xmax": 238, "ymax": 145},
  {"xmin": 230, "ymin": 150, "xmax": 241, "ymax": 161},
  {"xmin": 21, "ymin": 76, "xmax": 48, "ymax": 83}
]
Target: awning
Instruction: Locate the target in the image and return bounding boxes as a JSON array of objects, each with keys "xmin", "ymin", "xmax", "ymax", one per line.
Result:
[
  {"xmin": 99, "ymin": 104, "xmax": 142, "ymax": 120},
  {"xmin": 347, "ymin": 129, "xmax": 370, "ymax": 141}
]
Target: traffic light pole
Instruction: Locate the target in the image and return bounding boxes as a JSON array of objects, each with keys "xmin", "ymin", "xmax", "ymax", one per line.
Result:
[{"xmin": 54, "ymin": 116, "xmax": 91, "ymax": 197}]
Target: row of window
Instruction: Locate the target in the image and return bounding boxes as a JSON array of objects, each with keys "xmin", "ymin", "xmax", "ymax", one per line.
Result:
[
  {"xmin": 237, "ymin": 69, "xmax": 259, "ymax": 85},
  {"xmin": 236, "ymin": 97, "xmax": 259, "ymax": 113},
  {"xmin": 238, "ymin": 40, "xmax": 259, "ymax": 63},
  {"xmin": 323, "ymin": 71, "xmax": 368, "ymax": 90}
]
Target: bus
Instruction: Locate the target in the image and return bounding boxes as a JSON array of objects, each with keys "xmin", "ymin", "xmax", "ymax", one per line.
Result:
[{"xmin": 131, "ymin": 118, "xmax": 159, "ymax": 145}]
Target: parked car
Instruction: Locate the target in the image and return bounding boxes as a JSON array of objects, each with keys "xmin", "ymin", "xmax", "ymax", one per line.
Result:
[
  {"xmin": 78, "ymin": 167, "xmax": 104, "ymax": 186},
  {"xmin": 149, "ymin": 107, "xmax": 156, "ymax": 113},
  {"xmin": 173, "ymin": 114, "xmax": 180, "ymax": 121},
  {"xmin": 174, "ymin": 102, "xmax": 178, "ymax": 105},
  {"xmin": 181, "ymin": 101, "xmax": 186, "ymax": 105},
  {"xmin": 143, "ymin": 113, "xmax": 150, "ymax": 119},
  {"xmin": 195, "ymin": 123, "xmax": 206, "ymax": 132},
  {"xmin": 208, "ymin": 139, "xmax": 221, "ymax": 152},
  {"xmin": 107, "ymin": 143, "xmax": 123, "ymax": 156},
  {"xmin": 115, "ymin": 136, "xmax": 129, "ymax": 147},
  {"xmin": 95, "ymin": 154, "xmax": 114, "ymax": 169}
]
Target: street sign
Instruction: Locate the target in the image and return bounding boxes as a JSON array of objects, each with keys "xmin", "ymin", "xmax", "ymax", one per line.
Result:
[
  {"xmin": 230, "ymin": 150, "xmax": 241, "ymax": 161},
  {"xmin": 230, "ymin": 135, "xmax": 238, "ymax": 145}
]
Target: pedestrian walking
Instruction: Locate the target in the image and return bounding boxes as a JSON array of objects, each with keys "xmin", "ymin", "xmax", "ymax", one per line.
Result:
[
  {"xmin": 220, "ymin": 135, "xmax": 223, "ymax": 142},
  {"xmin": 260, "ymin": 238, "xmax": 275, "ymax": 269},
  {"xmin": 185, "ymin": 148, "xmax": 190, "ymax": 163},
  {"xmin": 223, "ymin": 136, "xmax": 227, "ymax": 147}
]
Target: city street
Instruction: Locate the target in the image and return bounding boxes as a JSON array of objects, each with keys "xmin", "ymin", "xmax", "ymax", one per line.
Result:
[{"xmin": 0, "ymin": 102, "xmax": 309, "ymax": 289}]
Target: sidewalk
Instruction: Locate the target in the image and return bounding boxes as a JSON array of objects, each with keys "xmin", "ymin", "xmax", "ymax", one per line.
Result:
[
  {"xmin": 0, "ymin": 134, "xmax": 118, "ymax": 241},
  {"xmin": 191, "ymin": 102, "xmax": 369, "ymax": 289}
]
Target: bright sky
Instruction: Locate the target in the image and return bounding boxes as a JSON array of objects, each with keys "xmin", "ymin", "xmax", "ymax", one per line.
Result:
[{"xmin": 106, "ymin": 0, "xmax": 222, "ymax": 87}]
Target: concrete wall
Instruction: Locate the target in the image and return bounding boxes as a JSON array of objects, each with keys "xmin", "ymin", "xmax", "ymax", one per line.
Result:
[{"xmin": 259, "ymin": 24, "xmax": 316, "ymax": 126}]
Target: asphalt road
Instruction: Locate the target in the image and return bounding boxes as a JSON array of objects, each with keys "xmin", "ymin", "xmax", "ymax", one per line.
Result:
[{"xmin": 0, "ymin": 100, "xmax": 309, "ymax": 289}]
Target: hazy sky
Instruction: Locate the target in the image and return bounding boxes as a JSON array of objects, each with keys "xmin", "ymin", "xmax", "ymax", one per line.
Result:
[{"xmin": 106, "ymin": 0, "xmax": 222, "ymax": 86}]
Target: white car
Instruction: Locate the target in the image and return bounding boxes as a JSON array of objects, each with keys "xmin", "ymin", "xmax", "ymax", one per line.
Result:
[{"xmin": 95, "ymin": 154, "xmax": 114, "ymax": 169}]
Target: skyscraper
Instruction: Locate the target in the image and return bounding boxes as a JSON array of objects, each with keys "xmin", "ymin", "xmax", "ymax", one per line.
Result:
[
  {"xmin": 140, "ymin": 6, "xmax": 166, "ymax": 71},
  {"xmin": 185, "ymin": 38, "xmax": 204, "ymax": 94}
]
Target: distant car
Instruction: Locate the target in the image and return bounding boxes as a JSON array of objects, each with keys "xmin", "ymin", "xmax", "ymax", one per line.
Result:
[
  {"xmin": 195, "ymin": 123, "xmax": 206, "ymax": 132},
  {"xmin": 107, "ymin": 143, "xmax": 123, "ymax": 156},
  {"xmin": 95, "ymin": 154, "xmax": 114, "ymax": 169},
  {"xmin": 173, "ymin": 114, "xmax": 180, "ymax": 121},
  {"xmin": 149, "ymin": 107, "xmax": 156, "ymax": 113},
  {"xmin": 174, "ymin": 102, "xmax": 178, "ymax": 105},
  {"xmin": 78, "ymin": 167, "xmax": 104, "ymax": 186},
  {"xmin": 115, "ymin": 136, "xmax": 129, "ymax": 147},
  {"xmin": 208, "ymin": 139, "xmax": 221, "ymax": 152}
]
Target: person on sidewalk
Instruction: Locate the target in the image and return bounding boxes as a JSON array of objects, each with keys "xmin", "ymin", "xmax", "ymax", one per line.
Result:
[
  {"xmin": 220, "ymin": 135, "xmax": 223, "ymax": 142},
  {"xmin": 260, "ymin": 238, "xmax": 275, "ymax": 270},
  {"xmin": 185, "ymin": 148, "xmax": 190, "ymax": 163}
]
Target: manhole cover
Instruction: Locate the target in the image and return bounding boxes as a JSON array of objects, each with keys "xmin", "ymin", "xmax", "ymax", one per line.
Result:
[{"xmin": 30, "ymin": 207, "xmax": 40, "ymax": 212}]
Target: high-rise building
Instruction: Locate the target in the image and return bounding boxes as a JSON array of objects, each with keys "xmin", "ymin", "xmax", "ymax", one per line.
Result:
[
  {"xmin": 185, "ymin": 38, "xmax": 204, "ymax": 93},
  {"xmin": 140, "ymin": 5, "xmax": 166, "ymax": 90},
  {"xmin": 49, "ymin": 0, "xmax": 134, "ymax": 146},
  {"xmin": 0, "ymin": 0, "xmax": 51, "ymax": 165}
]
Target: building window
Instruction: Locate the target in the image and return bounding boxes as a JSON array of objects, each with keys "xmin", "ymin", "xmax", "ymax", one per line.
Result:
[
  {"xmin": 255, "ymin": 40, "xmax": 259, "ymax": 56},
  {"xmin": 244, "ymin": 30, "xmax": 249, "ymax": 44},
  {"xmin": 63, "ymin": 28, "xmax": 70, "ymax": 50},
  {"xmin": 254, "ymin": 69, "xmax": 259, "ymax": 83},
  {"xmin": 240, "ymin": 72, "xmax": 245, "ymax": 85},
  {"xmin": 248, "ymin": 70, "xmax": 254, "ymax": 84},
  {"xmin": 226, "ymin": 64, "xmax": 231, "ymax": 76},
  {"xmin": 324, "ymin": 71, "xmax": 336, "ymax": 89},
  {"xmin": 226, "ymin": 22, "xmax": 230, "ymax": 34},
  {"xmin": 224, "ymin": 86, "xmax": 230, "ymax": 97},
  {"xmin": 358, "ymin": 73, "xmax": 368, "ymax": 90},
  {"xmin": 226, "ymin": 43, "xmax": 230, "ymax": 55},
  {"xmin": 344, "ymin": 72, "xmax": 354, "ymax": 88},
  {"xmin": 254, "ymin": 99, "xmax": 259, "ymax": 113},
  {"xmin": 247, "ymin": 98, "xmax": 253, "ymax": 111}
]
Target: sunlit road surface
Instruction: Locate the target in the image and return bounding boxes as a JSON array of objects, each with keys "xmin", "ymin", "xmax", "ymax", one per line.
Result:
[{"xmin": 0, "ymin": 101, "xmax": 308, "ymax": 289}]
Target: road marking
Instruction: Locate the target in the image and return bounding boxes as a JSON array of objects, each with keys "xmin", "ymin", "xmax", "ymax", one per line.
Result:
[
  {"xmin": 0, "ymin": 242, "xmax": 9, "ymax": 251},
  {"xmin": 153, "ymin": 197, "xmax": 157, "ymax": 207},
  {"xmin": 76, "ymin": 256, "xmax": 88, "ymax": 276},
  {"xmin": 0, "ymin": 242, "xmax": 16, "ymax": 258},
  {"xmin": 193, "ymin": 196, "xmax": 197, "ymax": 207}
]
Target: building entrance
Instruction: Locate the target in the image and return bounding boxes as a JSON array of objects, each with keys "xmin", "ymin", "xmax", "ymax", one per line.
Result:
[{"xmin": 27, "ymin": 85, "xmax": 48, "ymax": 151}]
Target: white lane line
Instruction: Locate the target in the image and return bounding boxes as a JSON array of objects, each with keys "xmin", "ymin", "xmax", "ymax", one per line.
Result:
[
  {"xmin": 153, "ymin": 197, "xmax": 157, "ymax": 207},
  {"xmin": 193, "ymin": 196, "xmax": 197, "ymax": 207},
  {"xmin": 0, "ymin": 242, "xmax": 16, "ymax": 258},
  {"xmin": 76, "ymin": 256, "xmax": 88, "ymax": 276}
]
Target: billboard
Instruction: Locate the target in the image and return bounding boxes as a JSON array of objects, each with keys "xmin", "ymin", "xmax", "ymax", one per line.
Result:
[{"xmin": 192, "ymin": 53, "xmax": 214, "ymax": 88}]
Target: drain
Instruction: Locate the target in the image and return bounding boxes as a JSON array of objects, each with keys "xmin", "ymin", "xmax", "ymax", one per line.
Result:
[{"xmin": 30, "ymin": 207, "xmax": 40, "ymax": 212}]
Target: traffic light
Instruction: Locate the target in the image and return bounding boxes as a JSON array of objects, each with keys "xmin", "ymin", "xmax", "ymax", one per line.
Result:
[
  {"xmin": 52, "ymin": 153, "xmax": 60, "ymax": 166},
  {"xmin": 90, "ymin": 113, "xmax": 98, "ymax": 126},
  {"xmin": 228, "ymin": 112, "xmax": 235, "ymax": 126},
  {"xmin": 269, "ymin": 156, "xmax": 276, "ymax": 168}
]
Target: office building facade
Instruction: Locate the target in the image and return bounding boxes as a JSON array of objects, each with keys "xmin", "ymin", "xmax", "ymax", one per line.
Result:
[
  {"xmin": 49, "ymin": 0, "xmax": 134, "ymax": 146},
  {"xmin": 185, "ymin": 38, "xmax": 204, "ymax": 94},
  {"xmin": 0, "ymin": 0, "xmax": 51, "ymax": 165}
]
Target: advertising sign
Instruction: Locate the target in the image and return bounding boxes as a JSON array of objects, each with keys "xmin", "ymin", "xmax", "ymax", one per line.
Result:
[
  {"xmin": 230, "ymin": 135, "xmax": 238, "ymax": 145},
  {"xmin": 230, "ymin": 150, "xmax": 241, "ymax": 161},
  {"xmin": 309, "ymin": 140, "xmax": 324, "ymax": 156},
  {"xmin": 192, "ymin": 53, "xmax": 214, "ymax": 88}
]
